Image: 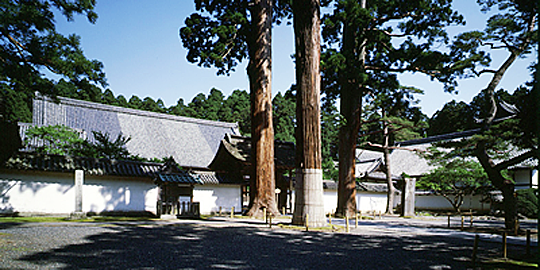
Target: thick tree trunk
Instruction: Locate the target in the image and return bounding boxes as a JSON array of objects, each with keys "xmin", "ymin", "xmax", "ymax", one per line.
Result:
[
  {"xmin": 335, "ymin": 87, "xmax": 360, "ymax": 218},
  {"xmin": 382, "ymin": 112, "xmax": 395, "ymax": 214},
  {"xmin": 246, "ymin": 0, "xmax": 279, "ymax": 217},
  {"xmin": 291, "ymin": 0, "xmax": 326, "ymax": 227},
  {"xmin": 476, "ymin": 142, "xmax": 518, "ymax": 232},
  {"xmin": 335, "ymin": 0, "xmax": 367, "ymax": 218}
]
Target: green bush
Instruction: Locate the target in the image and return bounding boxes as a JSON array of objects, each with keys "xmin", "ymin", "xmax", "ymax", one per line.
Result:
[{"xmin": 516, "ymin": 188, "xmax": 538, "ymax": 218}]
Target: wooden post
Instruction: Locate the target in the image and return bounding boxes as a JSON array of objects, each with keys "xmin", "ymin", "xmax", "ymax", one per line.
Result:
[
  {"xmin": 514, "ymin": 219, "xmax": 519, "ymax": 236},
  {"xmin": 461, "ymin": 216, "xmax": 464, "ymax": 231},
  {"xmin": 282, "ymin": 206, "xmax": 286, "ymax": 215},
  {"xmin": 305, "ymin": 213, "xmax": 309, "ymax": 232},
  {"xmin": 269, "ymin": 214, "xmax": 273, "ymax": 228},
  {"xmin": 263, "ymin": 207, "xmax": 267, "ymax": 223},
  {"xmin": 448, "ymin": 215, "xmax": 451, "ymax": 228},
  {"xmin": 526, "ymin": 230, "xmax": 531, "ymax": 256},
  {"xmin": 231, "ymin": 206, "xmax": 234, "ymax": 218},
  {"xmin": 502, "ymin": 232, "xmax": 507, "ymax": 259},
  {"xmin": 219, "ymin": 206, "xmax": 222, "ymax": 216},
  {"xmin": 346, "ymin": 216, "xmax": 350, "ymax": 233},
  {"xmin": 470, "ymin": 211, "xmax": 474, "ymax": 227},
  {"xmin": 328, "ymin": 213, "xmax": 332, "ymax": 226},
  {"xmin": 472, "ymin": 235, "xmax": 480, "ymax": 264}
]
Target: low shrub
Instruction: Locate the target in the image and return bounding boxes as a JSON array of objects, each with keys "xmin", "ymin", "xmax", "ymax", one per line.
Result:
[{"xmin": 516, "ymin": 188, "xmax": 538, "ymax": 218}]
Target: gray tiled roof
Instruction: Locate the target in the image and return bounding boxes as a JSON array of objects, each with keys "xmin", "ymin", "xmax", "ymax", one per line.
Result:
[
  {"xmin": 322, "ymin": 180, "xmax": 388, "ymax": 193},
  {"xmin": 190, "ymin": 170, "xmax": 243, "ymax": 185},
  {"xmin": 156, "ymin": 170, "xmax": 243, "ymax": 185},
  {"xmin": 3, "ymin": 153, "xmax": 163, "ymax": 177},
  {"xmin": 31, "ymin": 95, "xmax": 240, "ymax": 168},
  {"xmin": 355, "ymin": 149, "xmax": 383, "ymax": 177},
  {"xmin": 388, "ymin": 143, "xmax": 435, "ymax": 177},
  {"xmin": 209, "ymin": 134, "xmax": 296, "ymax": 171},
  {"xmin": 156, "ymin": 172, "xmax": 199, "ymax": 184}
]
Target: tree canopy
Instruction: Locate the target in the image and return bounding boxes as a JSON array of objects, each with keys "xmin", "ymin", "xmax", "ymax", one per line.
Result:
[
  {"xmin": 0, "ymin": 0, "xmax": 107, "ymax": 124},
  {"xmin": 419, "ymin": 149, "xmax": 491, "ymax": 213}
]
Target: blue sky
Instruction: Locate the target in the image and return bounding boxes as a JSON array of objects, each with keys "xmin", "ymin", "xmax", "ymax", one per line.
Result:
[{"xmin": 54, "ymin": 0, "xmax": 536, "ymax": 117}]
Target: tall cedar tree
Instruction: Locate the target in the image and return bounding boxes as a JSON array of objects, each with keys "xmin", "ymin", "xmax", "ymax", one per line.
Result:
[
  {"xmin": 442, "ymin": 0, "xmax": 538, "ymax": 232},
  {"xmin": 180, "ymin": 0, "xmax": 292, "ymax": 216},
  {"xmin": 292, "ymin": 0, "xmax": 326, "ymax": 227},
  {"xmin": 0, "ymin": 0, "xmax": 106, "ymax": 162},
  {"xmin": 321, "ymin": 0, "xmax": 464, "ymax": 217}
]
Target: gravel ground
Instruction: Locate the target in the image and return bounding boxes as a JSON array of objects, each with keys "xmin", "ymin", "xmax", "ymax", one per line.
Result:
[{"xmin": 0, "ymin": 217, "xmax": 537, "ymax": 270}]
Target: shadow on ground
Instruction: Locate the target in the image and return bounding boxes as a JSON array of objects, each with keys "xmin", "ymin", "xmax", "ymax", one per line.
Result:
[{"xmin": 17, "ymin": 222, "xmax": 536, "ymax": 269}]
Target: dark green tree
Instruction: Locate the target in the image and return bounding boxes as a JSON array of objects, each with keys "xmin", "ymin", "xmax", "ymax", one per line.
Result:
[
  {"xmin": 115, "ymin": 95, "xmax": 129, "ymax": 108},
  {"xmin": 442, "ymin": 0, "xmax": 538, "ymax": 232},
  {"xmin": 418, "ymin": 155, "xmax": 490, "ymax": 213},
  {"xmin": 428, "ymin": 100, "xmax": 476, "ymax": 136},
  {"xmin": 272, "ymin": 88, "xmax": 296, "ymax": 143},
  {"xmin": 321, "ymin": 96, "xmax": 340, "ymax": 181},
  {"xmin": 322, "ymin": 0, "xmax": 464, "ymax": 217},
  {"xmin": 82, "ymin": 131, "xmax": 131, "ymax": 160},
  {"xmin": 168, "ymin": 97, "xmax": 192, "ymax": 117},
  {"xmin": 24, "ymin": 125, "xmax": 85, "ymax": 156},
  {"xmin": 0, "ymin": 0, "xmax": 106, "ymax": 123},
  {"xmin": 128, "ymin": 96, "xmax": 144, "ymax": 110},
  {"xmin": 101, "ymin": 89, "xmax": 119, "ymax": 106},
  {"xmin": 222, "ymin": 89, "xmax": 251, "ymax": 135},
  {"xmin": 141, "ymin": 97, "xmax": 166, "ymax": 113},
  {"xmin": 204, "ymin": 88, "xmax": 225, "ymax": 120}
]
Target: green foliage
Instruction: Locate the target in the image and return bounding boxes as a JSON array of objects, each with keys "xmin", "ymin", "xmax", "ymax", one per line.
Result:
[
  {"xmin": 81, "ymin": 131, "xmax": 132, "ymax": 160},
  {"xmin": 0, "ymin": 0, "xmax": 106, "ymax": 123},
  {"xmin": 321, "ymin": 97, "xmax": 340, "ymax": 180},
  {"xmin": 179, "ymin": 0, "xmax": 291, "ymax": 76},
  {"xmin": 361, "ymin": 85, "xmax": 429, "ymax": 145},
  {"xmin": 273, "ymin": 89, "xmax": 296, "ymax": 143},
  {"xmin": 321, "ymin": 0, "xmax": 465, "ymax": 98},
  {"xmin": 222, "ymin": 89, "xmax": 251, "ymax": 135},
  {"xmin": 24, "ymin": 125, "xmax": 85, "ymax": 156},
  {"xmin": 516, "ymin": 188, "xmax": 538, "ymax": 219},
  {"xmin": 419, "ymin": 150, "xmax": 491, "ymax": 212},
  {"xmin": 24, "ymin": 125, "xmax": 137, "ymax": 161},
  {"xmin": 427, "ymin": 100, "xmax": 476, "ymax": 136}
]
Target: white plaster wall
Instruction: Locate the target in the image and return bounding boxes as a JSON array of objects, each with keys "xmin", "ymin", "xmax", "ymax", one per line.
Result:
[
  {"xmin": 83, "ymin": 176, "xmax": 158, "ymax": 213},
  {"xmin": 323, "ymin": 190, "xmax": 337, "ymax": 214},
  {"xmin": 0, "ymin": 171, "xmax": 158, "ymax": 214},
  {"xmin": 0, "ymin": 172, "xmax": 75, "ymax": 214},
  {"xmin": 320, "ymin": 190, "xmax": 388, "ymax": 214},
  {"xmin": 415, "ymin": 194, "xmax": 488, "ymax": 211},
  {"xmin": 356, "ymin": 193, "xmax": 388, "ymax": 213},
  {"xmin": 193, "ymin": 185, "xmax": 241, "ymax": 215}
]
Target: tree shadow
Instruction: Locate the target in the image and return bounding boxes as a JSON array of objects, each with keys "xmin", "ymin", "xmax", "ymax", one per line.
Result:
[{"xmin": 15, "ymin": 222, "xmax": 524, "ymax": 269}]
